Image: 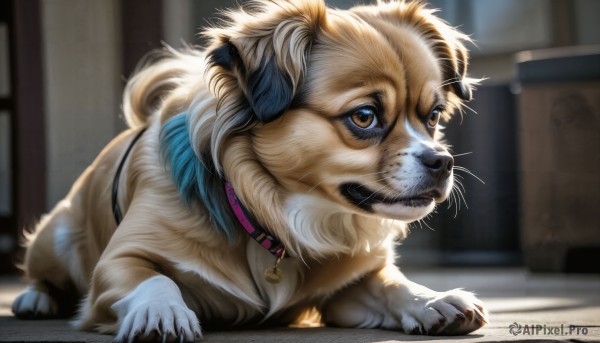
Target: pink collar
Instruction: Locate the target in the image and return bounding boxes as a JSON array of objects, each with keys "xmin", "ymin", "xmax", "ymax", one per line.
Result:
[{"xmin": 224, "ymin": 182, "xmax": 285, "ymax": 258}]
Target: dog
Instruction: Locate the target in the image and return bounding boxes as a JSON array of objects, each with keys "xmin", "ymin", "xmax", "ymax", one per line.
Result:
[{"xmin": 13, "ymin": 0, "xmax": 488, "ymax": 341}]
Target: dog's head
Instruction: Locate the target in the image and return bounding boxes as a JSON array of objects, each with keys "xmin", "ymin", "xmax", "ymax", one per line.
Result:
[
  {"xmin": 146, "ymin": 0, "xmax": 479, "ymax": 256},
  {"xmin": 204, "ymin": 0, "xmax": 474, "ymax": 227}
]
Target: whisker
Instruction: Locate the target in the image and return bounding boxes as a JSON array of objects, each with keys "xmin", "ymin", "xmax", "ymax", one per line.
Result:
[
  {"xmin": 447, "ymin": 187, "xmax": 456, "ymax": 210},
  {"xmin": 454, "ymin": 185, "xmax": 464, "ymax": 215},
  {"xmin": 455, "ymin": 185, "xmax": 469, "ymax": 210},
  {"xmin": 420, "ymin": 214, "xmax": 435, "ymax": 231},
  {"xmin": 451, "ymin": 189, "xmax": 459, "ymax": 218},
  {"xmin": 448, "ymin": 186, "xmax": 456, "ymax": 206},
  {"xmin": 445, "ymin": 172, "xmax": 472, "ymax": 217},
  {"xmin": 460, "ymin": 103, "xmax": 478, "ymax": 116},
  {"xmin": 415, "ymin": 219, "xmax": 423, "ymax": 230},
  {"xmin": 456, "ymin": 105, "xmax": 466, "ymax": 124},
  {"xmin": 454, "ymin": 178, "xmax": 466, "ymax": 193},
  {"xmin": 452, "ymin": 152, "xmax": 473, "ymax": 157},
  {"xmin": 358, "ymin": 182, "xmax": 390, "ymax": 206},
  {"xmin": 455, "ymin": 195, "xmax": 460, "ymax": 217},
  {"xmin": 437, "ymin": 77, "xmax": 461, "ymax": 89},
  {"xmin": 306, "ymin": 171, "xmax": 388, "ymax": 193},
  {"xmin": 453, "ymin": 166, "xmax": 485, "ymax": 184}
]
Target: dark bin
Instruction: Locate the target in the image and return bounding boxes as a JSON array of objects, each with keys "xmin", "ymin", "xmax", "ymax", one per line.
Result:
[{"xmin": 516, "ymin": 45, "xmax": 600, "ymax": 273}]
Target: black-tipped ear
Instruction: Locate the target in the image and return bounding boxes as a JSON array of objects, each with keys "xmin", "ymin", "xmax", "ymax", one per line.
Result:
[
  {"xmin": 452, "ymin": 73, "xmax": 473, "ymax": 102},
  {"xmin": 208, "ymin": 42, "xmax": 294, "ymax": 123},
  {"xmin": 450, "ymin": 48, "xmax": 473, "ymax": 101},
  {"xmin": 205, "ymin": 0, "xmax": 325, "ymax": 124},
  {"xmin": 208, "ymin": 42, "xmax": 240, "ymax": 71},
  {"xmin": 247, "ymin": 57, "xmax": 294, "ymax": 123}
]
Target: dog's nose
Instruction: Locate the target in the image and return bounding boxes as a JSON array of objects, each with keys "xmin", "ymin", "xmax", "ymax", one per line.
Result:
[{"xmin": 420, "ymin": 151, "xmax": 454, "ymax": 180}]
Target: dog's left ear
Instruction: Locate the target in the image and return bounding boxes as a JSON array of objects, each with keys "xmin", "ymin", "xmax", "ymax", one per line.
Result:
[
  {"xmin": 412, "ymin": 4, "xmax": 475, "ymax": 102},
  {"xmin": 352, "ymin": 1, "xmax": 474, "ymax": 102},
  {"xmin": 206, "ymin": 0, "xmax": 327, "ymax": 123}
]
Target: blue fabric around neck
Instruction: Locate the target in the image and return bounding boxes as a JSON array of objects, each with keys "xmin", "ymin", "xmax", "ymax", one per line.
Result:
[{"xmin": 159, "ymin": 112, "xmax": 237, "ymax": 241}]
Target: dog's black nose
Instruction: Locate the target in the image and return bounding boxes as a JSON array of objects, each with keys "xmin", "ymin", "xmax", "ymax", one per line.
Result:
[{"xmin": 420, "ymin": 151, "xmax": 454, "ymax": 180}]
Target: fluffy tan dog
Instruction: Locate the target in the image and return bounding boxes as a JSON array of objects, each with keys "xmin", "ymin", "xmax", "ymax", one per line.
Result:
[{"xmin": 13, "ymin": 0, "xmax": 488, "ymax": 341}]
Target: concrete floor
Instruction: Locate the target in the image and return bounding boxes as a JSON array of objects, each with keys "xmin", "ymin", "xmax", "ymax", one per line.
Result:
[{"xmin": 1, "ymin": 268, "xmax": 599, "ymax": 342}]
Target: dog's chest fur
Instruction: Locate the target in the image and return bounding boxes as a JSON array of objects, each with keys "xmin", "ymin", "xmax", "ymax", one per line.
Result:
[
  {"xmin": 170, "ymin": 237, "xmax": 387, "ymax": 326},
  {"xmin": 171, "ymin": 243, "xmax": 286, "ymax": 325}
]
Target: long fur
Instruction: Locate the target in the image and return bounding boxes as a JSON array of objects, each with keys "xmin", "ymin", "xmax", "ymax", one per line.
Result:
[{"xmin": 14, "ymin": 0, "xmax": 488, "ymax": 339}]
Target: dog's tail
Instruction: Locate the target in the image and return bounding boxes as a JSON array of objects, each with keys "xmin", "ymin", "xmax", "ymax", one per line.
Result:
[{"xmin": 122, "ymin": 46, "xmax": 202, "ymax": 128}]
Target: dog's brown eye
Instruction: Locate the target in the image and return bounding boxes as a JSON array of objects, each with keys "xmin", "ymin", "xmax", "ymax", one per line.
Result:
[
  {"xmin": 350, "ymin": 107, "xmax": 379, "ymax": 129},
  {"xmin": 428, "ymin": 107, "xmax": 442, "ymax": 128}
]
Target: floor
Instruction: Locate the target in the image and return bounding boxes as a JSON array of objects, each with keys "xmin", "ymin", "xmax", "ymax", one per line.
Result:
[{"xmin": 0, "ymin": 268, "xmax": 599, "ymax": 342}]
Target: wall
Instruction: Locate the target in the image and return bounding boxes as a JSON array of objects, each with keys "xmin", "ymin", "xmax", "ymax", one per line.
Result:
[
  {"xmin": 42, "ymin": 0, "xmax": 123, "ymax": 207},
  {"xmin": 0, "ymin": 23, "xmax": 10, "ymax": 216}
]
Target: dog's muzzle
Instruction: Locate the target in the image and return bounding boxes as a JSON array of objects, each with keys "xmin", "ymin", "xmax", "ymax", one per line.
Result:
[
  {"xmin": 340, "ymin": 183, "xmax": 441, "ymax": 213},
  {"xmin": 340, "ymin": 149, "xmax": 454, "ymax": 216}
]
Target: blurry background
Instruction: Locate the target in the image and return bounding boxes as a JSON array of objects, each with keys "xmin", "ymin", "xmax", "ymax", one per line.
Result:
[{"xmin": 0, "ymin": 0, "xmax": 598, "ymax": 274}]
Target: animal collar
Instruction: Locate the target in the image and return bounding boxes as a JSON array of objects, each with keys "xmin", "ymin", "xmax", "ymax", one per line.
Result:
[
  {"xmin": 112, "ymin": 128, "xmax": 147, "ymax": 225},
  {"xmin": 111, "ymin": 127, "xmax": 286, "ymax": 258},
  {"xmin": 224, "ymin": 182, "xmax": 286, "ymax": 258}
]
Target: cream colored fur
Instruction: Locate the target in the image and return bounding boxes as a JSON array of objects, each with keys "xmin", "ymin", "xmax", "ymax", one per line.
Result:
[{"xmin": 13, "ymin": 1, "xmax": 488, "ymax": 341}]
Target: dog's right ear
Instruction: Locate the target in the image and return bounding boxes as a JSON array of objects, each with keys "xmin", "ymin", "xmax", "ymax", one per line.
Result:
[
  {"xmin": 208, "ymin": 39, "xmax": 294, "ymax": 124},
  {"xmin": 206, "ymin": 0, "xmax": 326, "ymax": 123},
  {"xmin": 209, "ymin": 42, "xmax": 239, "ymax": 72}
]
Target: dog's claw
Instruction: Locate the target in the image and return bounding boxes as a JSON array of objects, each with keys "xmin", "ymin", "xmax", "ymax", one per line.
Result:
[
  {"xmin": 178, "ymin": 327, "xmax": 186, "ymax": 343},
  {"xmin": 410, "ymin": 325, "xmax": 423, "ymax": 335}
]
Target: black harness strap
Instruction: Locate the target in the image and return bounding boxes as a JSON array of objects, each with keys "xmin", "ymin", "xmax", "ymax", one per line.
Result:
[{"xmin": 112, "ymin": 128, "xmax": 147, "ymax": 225}]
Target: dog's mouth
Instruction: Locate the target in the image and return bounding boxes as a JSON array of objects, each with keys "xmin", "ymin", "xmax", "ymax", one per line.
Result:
[{"xmin": 340, "ymin": 182, "xmax": 440, "ymax": 215}]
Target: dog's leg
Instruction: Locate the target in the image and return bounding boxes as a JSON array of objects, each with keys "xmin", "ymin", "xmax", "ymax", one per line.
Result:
[
  {"xmin": 111, "ymin": 274, "xmax": 202, "ymax": 342},
  {"xmin": 78, "ymin": 237, "xmax": 202, "ymax": 342},
  {"xmin": 12, "ymin": 281, "xmax": 60, "ymax": 319},
  {"xmin": 12, "ymin": 202, "xmax": 80, "ymax": 318},
  {"xmin": 322, "ymin": 264, "xmax": 488, "ymax": 335}
]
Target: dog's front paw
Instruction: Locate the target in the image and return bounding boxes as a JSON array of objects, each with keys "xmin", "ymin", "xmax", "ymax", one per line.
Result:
[
  {"xmin": 114, "ymin": 301, "xmax": 202, "ymax": 343},
  {"xmin": 111, "ymin": 275, "xmax": 202, "ymax": 342},
  {"xmin": 401, "ymin": 289, "xmax": 488, "ymax": 335},
  {"xmin": 12, "ymin": 287, "xmax": 59, "ymax": 319}
]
